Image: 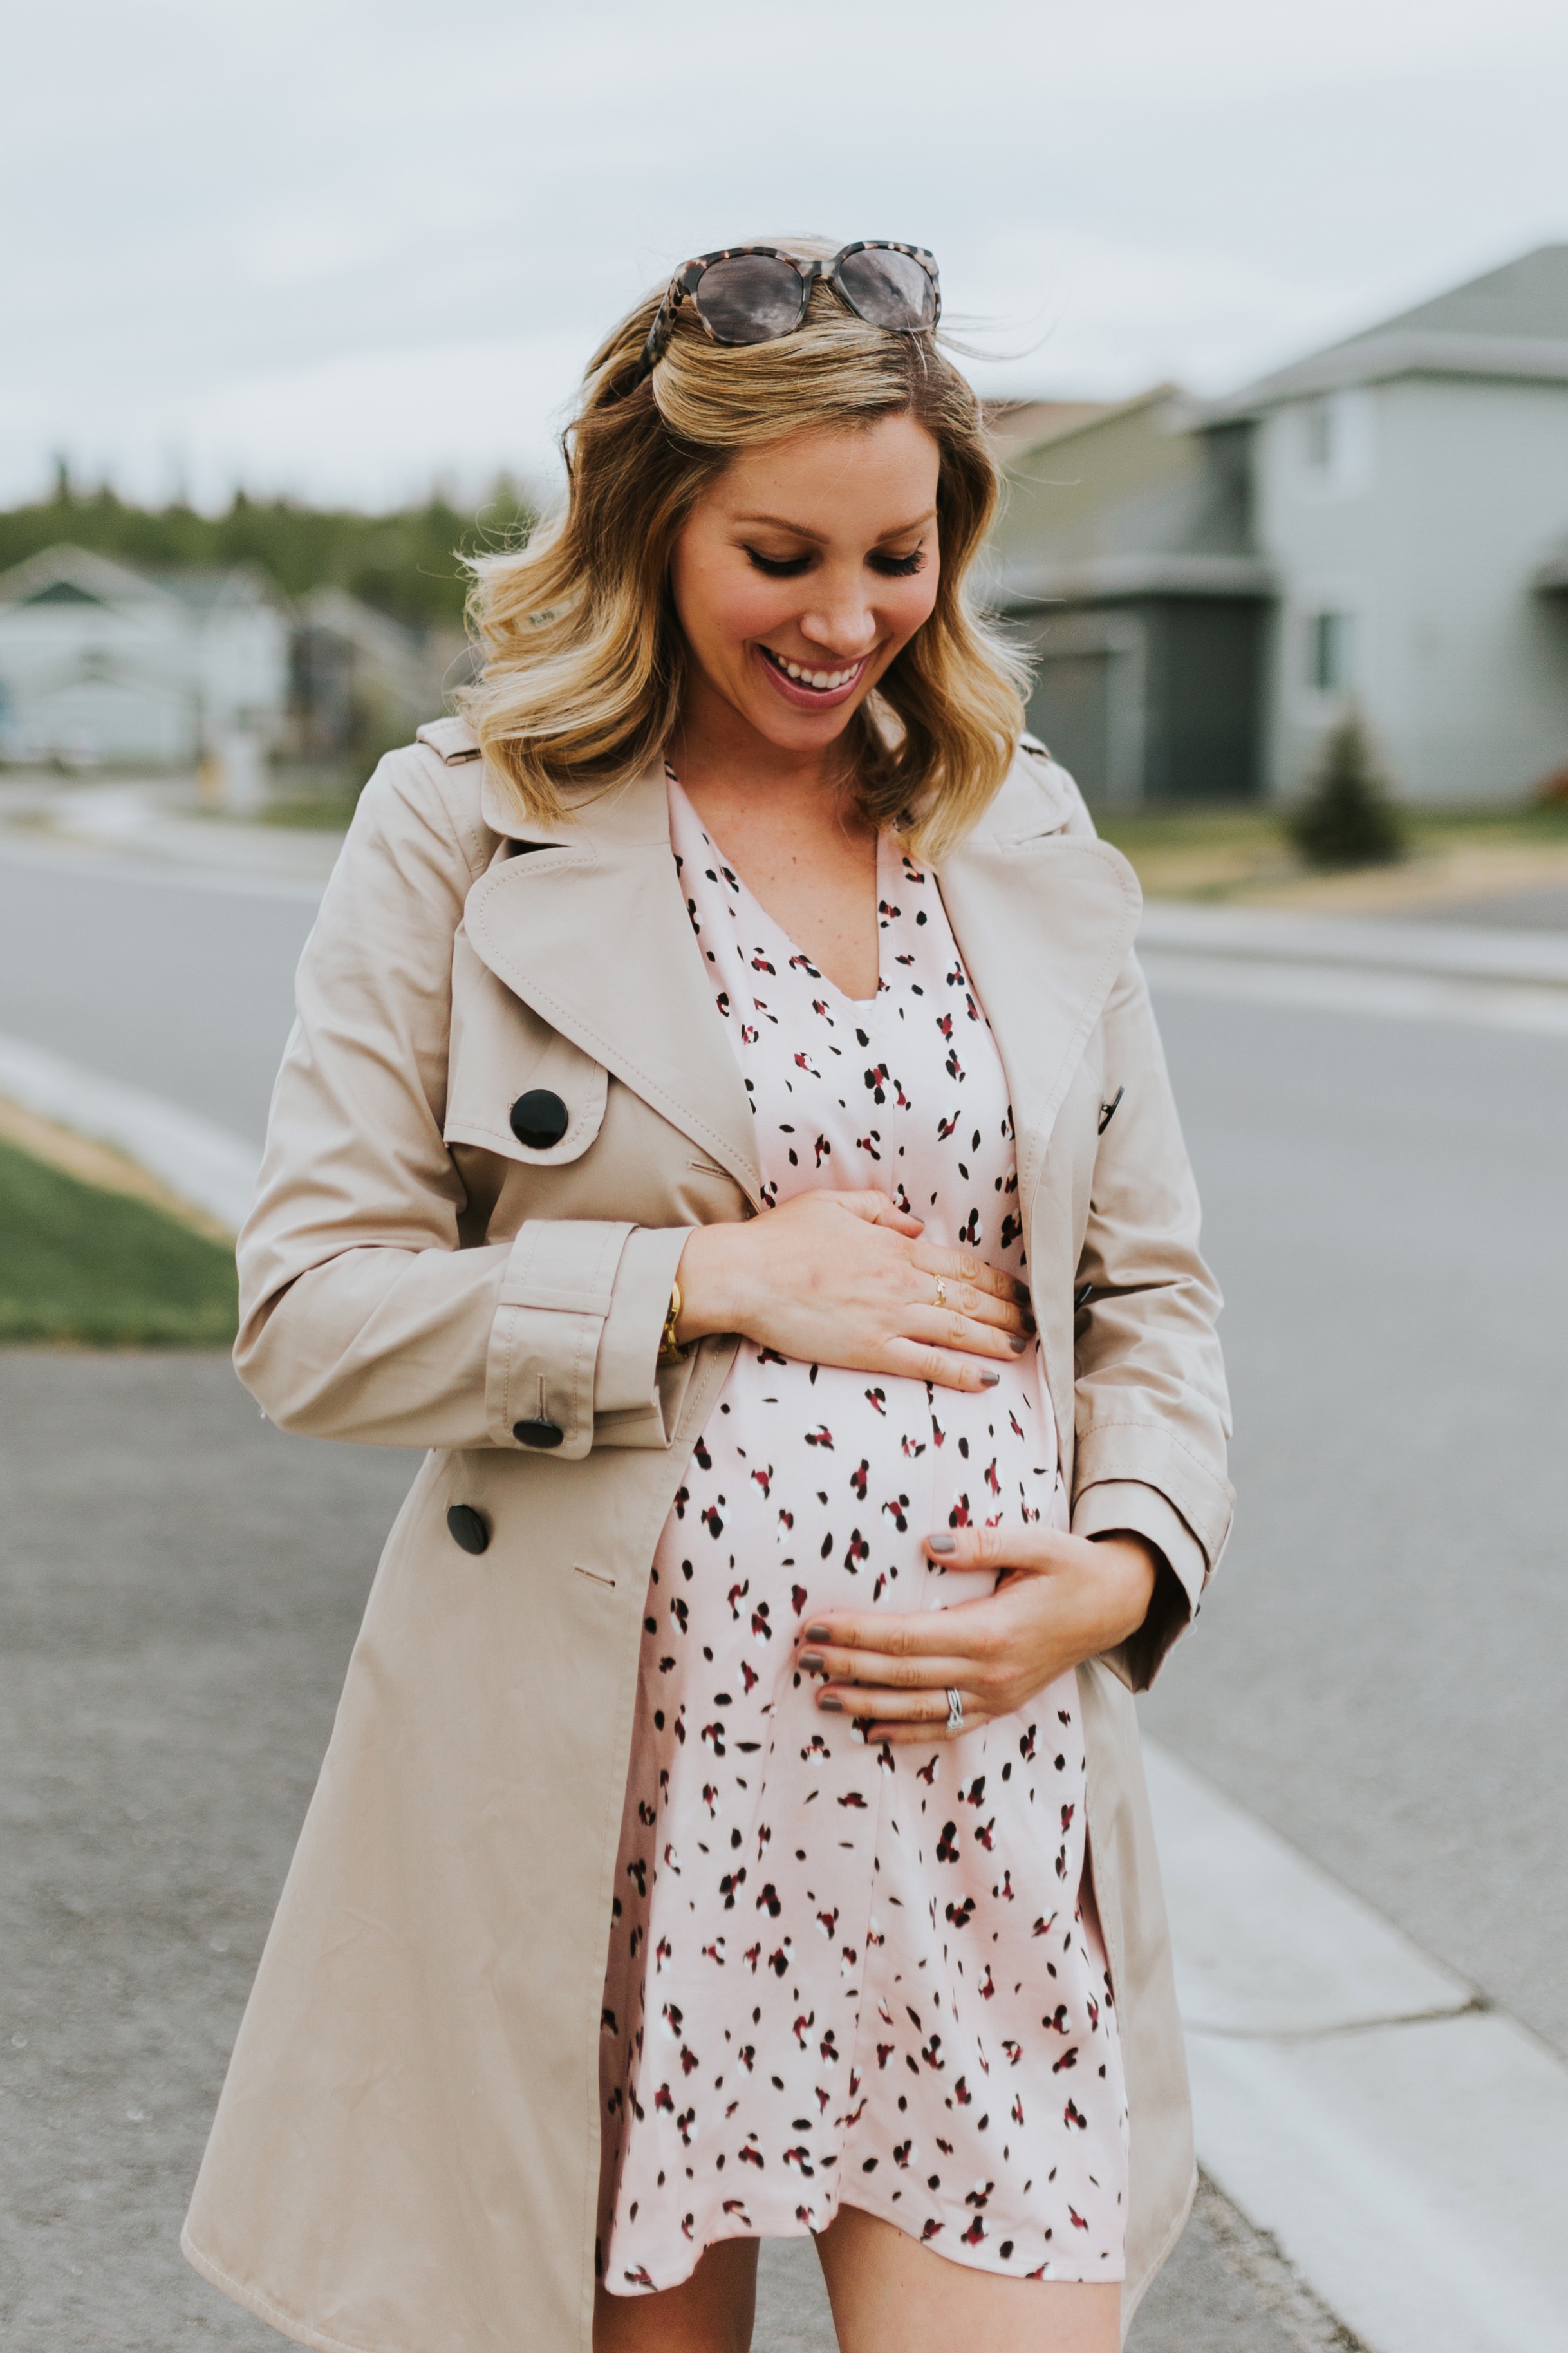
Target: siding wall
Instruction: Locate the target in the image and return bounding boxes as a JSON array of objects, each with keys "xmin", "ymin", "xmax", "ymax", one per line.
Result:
[{"xmin": 1256, "ymin": 378, "xmax": 1568, "ymax": 801}]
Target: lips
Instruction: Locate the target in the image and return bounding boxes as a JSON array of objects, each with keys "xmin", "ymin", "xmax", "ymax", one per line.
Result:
[{"xmin": 756, "ymin": 644, "xmax": 868, "ymax": 711}]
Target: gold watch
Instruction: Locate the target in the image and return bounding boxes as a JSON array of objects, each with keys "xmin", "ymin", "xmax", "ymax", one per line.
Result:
[{"xmin": 657, "ymin": 1277, "xmax": 687, "ymax": 1367}]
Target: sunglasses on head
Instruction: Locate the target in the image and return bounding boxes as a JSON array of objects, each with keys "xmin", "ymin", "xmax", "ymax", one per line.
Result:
[{"xmin": 635, "ymin": 241, "xmax": 941, "ymax": 384}]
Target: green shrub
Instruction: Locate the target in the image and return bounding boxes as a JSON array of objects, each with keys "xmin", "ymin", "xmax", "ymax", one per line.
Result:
[
  {"xmin": 1287, "ymin": 713, "xmax": 1406, "ymax": 869},
  {"xmin": 0, "ymin": 1142, "xmax": 238, "ymax": 1347}
]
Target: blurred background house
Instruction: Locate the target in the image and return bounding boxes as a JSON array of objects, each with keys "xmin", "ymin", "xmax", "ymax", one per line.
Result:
[
  {"xmin": 0, "ymin": 474, "xmax": 528, "ymax": 805},
  {"xmin": 987, "ymin": 391, "xmax": 1273, "ymax": 806},
  {"xmin": 0, "ymin": 545, "xmax": 290, "ymax": 778},
  {"xmin": 290, "ymin": 587, "xmax": 467, "ymax": 771},
  {"xmin": 991, "ymin": 243, "xmax": 1568, "ymax": 806},
  {"xmin": 7, "ymin": 250, "xmax": 1568, "ymax": 814}
]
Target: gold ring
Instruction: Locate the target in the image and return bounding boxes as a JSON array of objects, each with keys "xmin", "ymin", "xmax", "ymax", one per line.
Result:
[{"xmin": 933, "ymin": 1278, "xmax": 947, "ymax": 1310}]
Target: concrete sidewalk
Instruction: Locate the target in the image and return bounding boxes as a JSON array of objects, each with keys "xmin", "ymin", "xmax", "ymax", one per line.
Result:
[{"xmin": 0, "ymin": 1352, "xmax": 1350, "ymax": 2352}]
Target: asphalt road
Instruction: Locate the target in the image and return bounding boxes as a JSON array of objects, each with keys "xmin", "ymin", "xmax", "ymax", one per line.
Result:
[
  {"xmin": 0, "ymin": 847, "xmax": 313, "ymax": 1143},
  {"xmin": 0, "ymin": 1354, "xmax": 1321, "ymax": 2353},
  {"xmin": 1143, "ymin": 990, "xmax": 1568, "ymax": 2061},
  {"xmin": 6, "ymin": 832, "xmax": 1565, "ymax": 2341}
]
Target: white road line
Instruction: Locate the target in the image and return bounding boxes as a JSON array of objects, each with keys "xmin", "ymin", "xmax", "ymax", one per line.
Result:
[
  {"xmin": 0, "ymin": 834, "xmax": 328, "ymax": 906},
  {"xmin": 1137, "ymin": 900, "xmax": 1568, "ymax": 987},
  {"xmin": 1141, "ymin": 948, "xmax": 1568, "ymax": 1035},
  {"xmin": 0, "ymin": 1035, "xmax": 261, "ymax": 1234},
  {"xmin": 1144, "ymin": 1741, "xmax": 1568, "ymax": 2353}
]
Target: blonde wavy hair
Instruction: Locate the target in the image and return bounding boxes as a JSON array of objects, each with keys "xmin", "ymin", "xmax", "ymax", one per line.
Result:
[{"xmin": 461, "ymin": 241, "xmax": 1028, "ymax": 859}]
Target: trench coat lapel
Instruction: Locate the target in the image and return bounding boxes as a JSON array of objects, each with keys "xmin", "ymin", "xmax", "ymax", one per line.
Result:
[
  {"xmin": 937, "ymin": 771, "xmax": 1142, "ymax": 1219},
  {"xmin": 462, "ymin": 755, "xmax": 763, "ymax": 1206}
]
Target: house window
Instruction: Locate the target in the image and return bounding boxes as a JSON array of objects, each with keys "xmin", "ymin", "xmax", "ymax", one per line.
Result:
[
  {"xmin": 1303, "ymin": 397, "xmax": 1336, "ymax": 472},
  {"xmin": 1307, "ymin": 610, "xmax": 1355, "ymax": 694}
]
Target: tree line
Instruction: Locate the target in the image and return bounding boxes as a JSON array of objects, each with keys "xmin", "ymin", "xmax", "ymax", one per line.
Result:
[{"xmin": 0, "ymin": 467, "xmax": 538, "ymax": 632}]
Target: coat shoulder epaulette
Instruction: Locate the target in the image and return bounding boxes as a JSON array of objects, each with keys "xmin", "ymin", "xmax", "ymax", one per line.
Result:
[{"xmin": 415, "ymin": 715, "xmax": 481, "ymax": 765}]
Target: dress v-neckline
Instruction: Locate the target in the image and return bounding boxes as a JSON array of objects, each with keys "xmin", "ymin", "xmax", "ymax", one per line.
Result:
[{"xmin": 666, "ymin": 771, "xmax": 888, "ymax": 1014}]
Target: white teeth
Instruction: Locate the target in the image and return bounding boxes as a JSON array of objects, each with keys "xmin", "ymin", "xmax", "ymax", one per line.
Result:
[{"xmin": 774, "ymin": 652, "xmax": 859, "ymax": 691}]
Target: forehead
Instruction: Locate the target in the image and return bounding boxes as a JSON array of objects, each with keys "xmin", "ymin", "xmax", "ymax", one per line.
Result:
[{"xmin": 710, "ymin": 415, "xmax": 940, "ymax": 514}]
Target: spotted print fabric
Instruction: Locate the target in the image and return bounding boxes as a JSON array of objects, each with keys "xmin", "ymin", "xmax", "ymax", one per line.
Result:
[{"xmin": 595, "ymin": 779, "xmax": 1128, "ymax": 2294}]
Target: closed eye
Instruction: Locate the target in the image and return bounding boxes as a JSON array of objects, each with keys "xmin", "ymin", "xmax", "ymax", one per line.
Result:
[
  {"xmin": 868, "ymin": 547, "xmax": 926, "ymax": 578},
  {"xmin": 745, "ymin": 547, "xmax": 813, "ymax": 579}
]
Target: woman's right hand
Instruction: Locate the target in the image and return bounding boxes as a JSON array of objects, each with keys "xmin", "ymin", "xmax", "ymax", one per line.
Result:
[{"xmin": 673, "ymin": 1191, "xmax": 1032, "ymax": 1393}]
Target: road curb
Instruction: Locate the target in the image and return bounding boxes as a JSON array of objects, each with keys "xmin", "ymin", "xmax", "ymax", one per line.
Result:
[
  {"xmin": 1146, "ymin": 1741, "xmax": 1568, "ymax": 2353},
  {"xmin": 0, "ymin": 1035, "xmax": 260, "ymax": 1236}
]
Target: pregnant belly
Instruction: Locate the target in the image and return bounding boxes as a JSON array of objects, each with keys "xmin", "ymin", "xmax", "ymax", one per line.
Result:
[{"xmin": 658, "ymin": 1347, "xmax": 1059, "ymax": 1626}]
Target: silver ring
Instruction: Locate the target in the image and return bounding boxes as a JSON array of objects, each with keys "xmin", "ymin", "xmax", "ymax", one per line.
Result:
[{"xmin": 945, "ymin": 1687, "xmax": 964, "ymax": 1732}]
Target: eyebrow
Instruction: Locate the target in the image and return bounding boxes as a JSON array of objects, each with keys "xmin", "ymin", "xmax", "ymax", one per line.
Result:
[{"xmin": 733, "ymin": 508, "xmax": 937, "ymax": 544}]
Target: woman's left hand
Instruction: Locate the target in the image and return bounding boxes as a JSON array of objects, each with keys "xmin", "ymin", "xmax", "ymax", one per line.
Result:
[{"xmin": 796, "ymin": 1526, "xmax": 1161, "ymax": 1743}]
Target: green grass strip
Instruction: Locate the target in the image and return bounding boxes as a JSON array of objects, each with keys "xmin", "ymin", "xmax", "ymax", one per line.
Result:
[{"xmin": 0, "ymin": 1138, "xmax": 238, "ymax": 1348}]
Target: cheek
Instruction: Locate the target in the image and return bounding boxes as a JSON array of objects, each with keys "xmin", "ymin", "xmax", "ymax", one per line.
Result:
[
  {"xmin": 886, "ymin": 569, "xmax": 941, "ymax": 646},
  {"xmin": 675, "ymin": 545, "xmax": 789, "ymax": 660}
]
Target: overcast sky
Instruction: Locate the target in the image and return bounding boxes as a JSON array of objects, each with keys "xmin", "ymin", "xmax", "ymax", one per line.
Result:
[{"xmin": 6, "ymin": 0, "xmax": 1567, "ymax": 512}]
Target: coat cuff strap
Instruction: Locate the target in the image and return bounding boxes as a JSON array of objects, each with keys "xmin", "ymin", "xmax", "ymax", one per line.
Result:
[
  {"xmin": 593, "ymin": 1226, "xmax": 693, "ymax": 1424},
  {"xmin": 485, "ymin": 1220, "xmax": 633, "ymax": 1458}
]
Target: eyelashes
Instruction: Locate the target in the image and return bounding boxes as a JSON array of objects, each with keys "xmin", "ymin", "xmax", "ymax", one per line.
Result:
[
  {"xmin": 743, "ymin": 545, "xmax": 928, "ymax": 580},
  {"xmin": 745, "ymin": 548, "xmax": 812, "ymax": 579}
]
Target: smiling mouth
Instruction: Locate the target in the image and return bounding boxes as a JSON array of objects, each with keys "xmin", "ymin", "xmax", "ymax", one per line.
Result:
[{"xmin": 759, "ymin": 646, "xmax": 867, "ymax": 693}]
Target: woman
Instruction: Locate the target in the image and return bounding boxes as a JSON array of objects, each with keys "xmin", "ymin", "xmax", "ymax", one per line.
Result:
[{"xmin": 183, "ymin": 241, "xmax": 1231, "ymax": 2353}]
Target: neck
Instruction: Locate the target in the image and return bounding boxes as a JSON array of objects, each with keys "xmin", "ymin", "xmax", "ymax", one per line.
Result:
[{"xmin": 670, "ymin": 671, "xmax": 868, "ymax": 847}]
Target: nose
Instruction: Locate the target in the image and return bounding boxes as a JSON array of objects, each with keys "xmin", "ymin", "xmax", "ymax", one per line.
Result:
[{"xmin": 797, "ymin": 572, "xmax": 881, "ymax": 662}]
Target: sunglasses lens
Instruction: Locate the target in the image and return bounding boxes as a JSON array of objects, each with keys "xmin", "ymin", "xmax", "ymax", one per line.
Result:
[
  {"xmin": 837, "ymin": 247, "xmax": 937, "ymax": 331},
  {"xmin": 694, "ymin": 254, "xmax": 808, "ymax": 344}
]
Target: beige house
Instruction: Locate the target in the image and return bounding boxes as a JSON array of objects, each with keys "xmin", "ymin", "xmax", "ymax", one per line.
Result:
[{"xmin": 991, "ymin": 244, "xmax": 1568, "ymax": 805}]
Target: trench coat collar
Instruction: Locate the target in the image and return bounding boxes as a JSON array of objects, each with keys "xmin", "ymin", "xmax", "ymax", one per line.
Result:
[
  {"xmin": 462, "ymin": 746, "xmax": 766, "ymax": 1206},
  {"xmin": 936, "ymin": 753, "xmax": 1142, "ymax": 1219},
  {"xmin": 453, "ymin": 726, "xmax": 1141, "ymax": 1217}
]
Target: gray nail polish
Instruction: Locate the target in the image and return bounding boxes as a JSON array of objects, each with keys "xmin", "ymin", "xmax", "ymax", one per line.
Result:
[
  {"xmin": 1009, "ymin": 1334, "xmax": 1029, "ymax": 1353},
  {"xmin": 799, "ymin": 1651, "xmax": 825, "ymax": 1674},
  {"xmin": 979, "ymin": 1369, "xmax": 1001, "ymax": 1387},
  {"xmin": 928, "ymin": 1533, "xmax": 957, "ymax": 1554},
  {"xmin": 818, "ymin": 1694, "xmax": 843, "ymax": 1712},
  {"xmin": 805, "ymin": 1624, "xmax": 832, "ymax": 1643}
]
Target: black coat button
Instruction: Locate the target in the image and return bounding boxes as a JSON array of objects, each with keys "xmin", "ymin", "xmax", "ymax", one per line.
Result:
[
  {"xmin": 446, "ymin": 1503, "xmax": 490, "ymax": 1555},
  {"xmin": 509, "ymin": 1089, "xmax": 570, "ymax": 1150},
  {"xmin": 512, "ymin": 1418, "xmax": 565, "ymax": 1449}
]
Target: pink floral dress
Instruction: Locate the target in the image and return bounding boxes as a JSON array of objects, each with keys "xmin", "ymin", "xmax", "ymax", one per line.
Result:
[{"xmin": 596, "ymin": 778, "xmax": 1128, "ymax": 2294}]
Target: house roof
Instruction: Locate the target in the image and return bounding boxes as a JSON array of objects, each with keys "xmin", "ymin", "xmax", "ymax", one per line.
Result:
[
  {"xmin": 145, "ymin": 565, "xmax": 289, "ymax": 617},
  {"xmin": 1202, "ymin": 243, "xmax": 1568, "ymax": 418},
  {"xmin": 0, "ymin": 543, "xmax": 176, "ymax": 614},
  {"xmin": 0, "ymin": 543, "xmax": 288, "ymax": 620},
  {"xmin": 982, "ymin": 398, "xmax": 1121, "ymax": 463},
  {"xmin": 984, "ymin": 385, "xmax": 1273, "ymax": 607}
]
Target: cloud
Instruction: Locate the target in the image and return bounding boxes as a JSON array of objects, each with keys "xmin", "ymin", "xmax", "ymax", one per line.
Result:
[{"xmin": 3, "ymin": 0, "xmax": 1565, "ymax": 505}]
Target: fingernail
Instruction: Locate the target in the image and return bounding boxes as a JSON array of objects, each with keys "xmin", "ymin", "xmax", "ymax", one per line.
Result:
[
  {"xmin": 1022, "ymin": 1312, "xmax": 1037, "ymax": 1333},
  {"xmin": 979, "ymin": 1370, "xmax": 1001, "ymax": 1387},
  {"xmin": 805, "ymin": 1624, "xmax": 832, "ymax": 1643},
  {"xmin": 818, "ymin": 1694, "xmax": 843, "ymax": 1712},
  {"xmin": 1009, "ymin": 1334, "xmax": 1029, "ymax": 1353},
  {"xmin": 928, "ymin": 1533, "xmax": 957, "ymax": 1554},
  {"xmin": 799, "ymin": 1651, "xmax": 825, "ymax": 1674}
]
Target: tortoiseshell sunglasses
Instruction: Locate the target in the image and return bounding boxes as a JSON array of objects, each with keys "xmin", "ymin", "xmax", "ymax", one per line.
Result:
[{"xmin": 635, "ymin": 242, "xmax": 940, "ymax": 383}]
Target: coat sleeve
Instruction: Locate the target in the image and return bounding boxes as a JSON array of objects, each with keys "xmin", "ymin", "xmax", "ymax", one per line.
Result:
[
  {"xmin": 1067, "ymin": 946, "xmax": 1234, "ymax": 1689},
  {"xmin": 233, "ymin": 747, "xmax": 689, "ymax": 1457},
  {"xmin": 1039, "ymin": 752, "xmax": 1233, "ymax": 1687}
]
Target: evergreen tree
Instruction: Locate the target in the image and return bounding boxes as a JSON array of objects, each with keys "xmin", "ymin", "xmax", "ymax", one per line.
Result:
[
  {"xmin": 1287, "ymin": 712, "xmax": 1406, "ymax": 869},
  {"xmin": 0, "ymin": 478, "xmax": 537, "ymax": 632}
]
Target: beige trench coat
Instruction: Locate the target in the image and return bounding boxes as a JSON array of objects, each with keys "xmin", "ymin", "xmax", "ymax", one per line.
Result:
[{"xmin": 183, "ymin": 717, "xmax": 1233, "ymax": 2352}]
